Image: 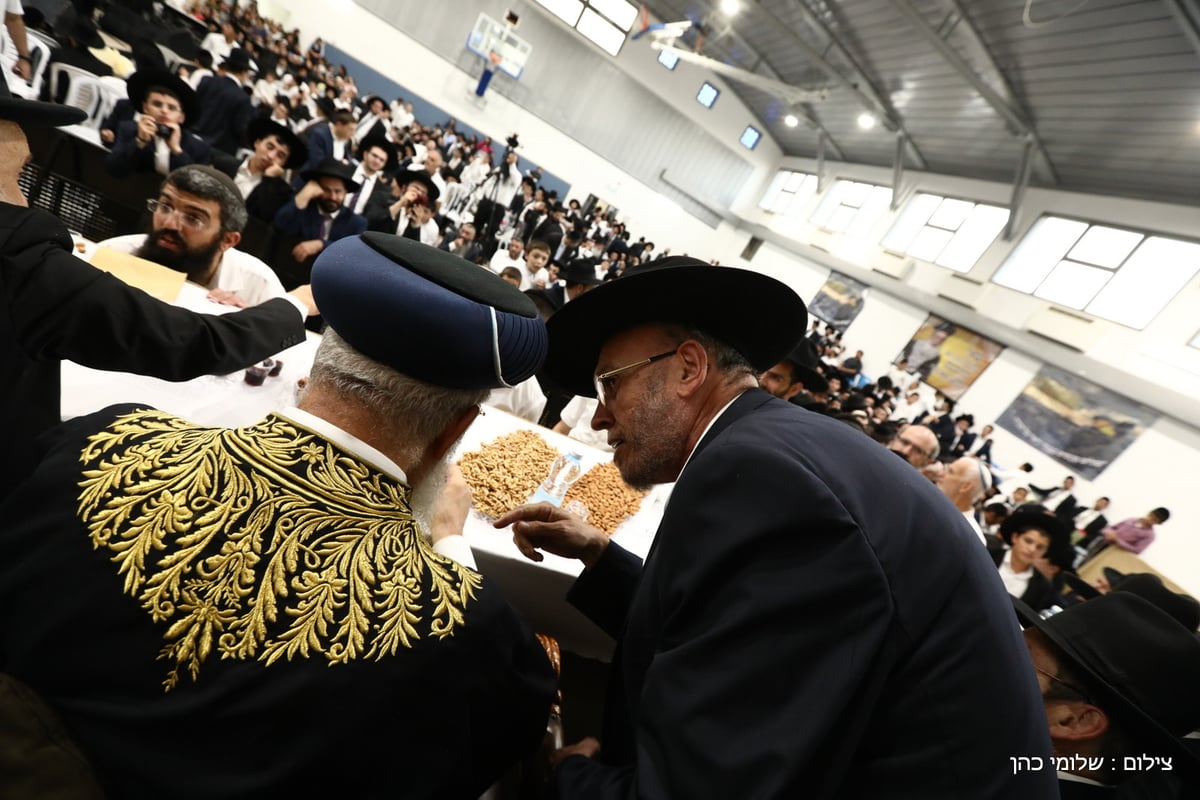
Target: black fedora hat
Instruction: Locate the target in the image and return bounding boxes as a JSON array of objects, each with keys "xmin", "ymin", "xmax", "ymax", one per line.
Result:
[
  {"xmin": 57, "ymin": 9, "xmax": 104, "ymax": 49},
  {"xmin": 782, "ymin": 339, "xmax": 828, "ymax": 393},
  {"xmin": 1015, "ymin": 592, "xmax": 1200, "ymax": 776},
  {"xmin": 357, "ymin": 134, "xmax": 398, "ymax": 173},
  {"xmin": 246, "ymin": 117, "xmax": 307, "ymax": 169},
  {"xmin": 301, "ymin": 157, "xmax": 360, "ymax": 193},
  {"xmin": 127, "ymin": 68, "xmax": 197, "ymax": 123},
  {"xmin": 0, "ymin": 83, "xmax": 86, "ymax": 127},
  {"xmin": 395, "ymin": 167, "xmax": 439, "ymax": 203},
  {"xmin": 222, "ymin": 48, "xmax": 253, "ymax": 73},
  {"xmin": 1111, "ymin": 572, "xmax": 1200, "ymax": 632},
  {"xmin": 1000, "ymin": 505, "xmax": 1074, "ymax": 570},
  {"xmin": 544, "ymin": 256, "xmax": 808, "ymax": 398},
  {"xmin": 560, "ymin": 258, "xmax": 601, "ymax": 286}
]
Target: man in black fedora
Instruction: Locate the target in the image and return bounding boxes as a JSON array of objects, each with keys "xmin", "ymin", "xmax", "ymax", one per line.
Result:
[
  {"xmin": 273, "ymin": 157, "xmax": 368, "ymax": 263},
  {"xmin": 234, "ymin": 117, "xmax": 306, "ymax": 222},
  {"xmin": 106, "ymin": 67, "xmax": 212, "ymax": 177},
  {"xmin": 345, "ymin": 134, "xmax": 396, "ymax": 216},
  {"xmin": 0, "ymin": 86, "xmax": 312, "ymax": 496},
  {"xmin": 191, "ymin": 47, "xmax": 256, "ymax": 156},
  {"xmin": 758, "ymin": 338, "xmax": 829, "ymax": 403},
  {"xmin": 494, "ymin": 257, "xmax": 1057, "ymax": 798},
  {"xmin": 542, "ymin": 256, "xmax": 601, "ymax": 310},
  {"xmin": 1017, "ymin": 592, "xmax": 1200, "ymax": 797}
]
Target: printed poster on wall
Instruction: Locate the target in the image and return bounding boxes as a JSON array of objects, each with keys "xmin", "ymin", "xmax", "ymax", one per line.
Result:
[
  {"xmin": 894, "ymin": 314, "xmax": 1004, "ymax": 401},
  {"xmin": 808, "ymin": 271, "xmax": 868, "ymax": 333},
  {"xmin": 996, "ymin": 364, "xmax": 1158, "ymax": 480}
]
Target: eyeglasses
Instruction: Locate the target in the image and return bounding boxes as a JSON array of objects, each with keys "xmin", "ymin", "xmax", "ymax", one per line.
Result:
[
  {"xmin": 1032, "ymin": 664, "xmax": 1093, "ymax": 704},
  {"xmin": 897, "ymin": 434, "xmax": 935, "ymax": 459},
  {"xmin": 146, "ymin": 199, "xmax": 208, "ymax": 230},
  {"xmin": 593, "ymin": 349, "xmax": 677, "ymax": 405}
]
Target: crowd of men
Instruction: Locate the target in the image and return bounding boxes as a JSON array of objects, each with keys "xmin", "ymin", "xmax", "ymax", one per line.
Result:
[{"xmin": 0, "ymin": 1, "xmax": 1196, "ymax": 799}]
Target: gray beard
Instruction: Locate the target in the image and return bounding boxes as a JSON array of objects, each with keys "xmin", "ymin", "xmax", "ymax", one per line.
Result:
[{"xmin": 409, "ymin": 459, "xmax": 447, "ymax": 537}]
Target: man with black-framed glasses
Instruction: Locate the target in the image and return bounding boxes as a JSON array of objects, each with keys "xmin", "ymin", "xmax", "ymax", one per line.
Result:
[
  {"xmin": 99, "ymin": 165, "xmax": 293, "ymax": 308},
  {"xmin": 494, "ymin": 256, "xmax": 1056, "ymax": 799}
]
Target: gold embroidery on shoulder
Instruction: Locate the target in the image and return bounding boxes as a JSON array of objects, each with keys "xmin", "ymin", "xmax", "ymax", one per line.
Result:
[{"xmin": 77, "ymin": 410, "xmax": 482, "ymax": 691}]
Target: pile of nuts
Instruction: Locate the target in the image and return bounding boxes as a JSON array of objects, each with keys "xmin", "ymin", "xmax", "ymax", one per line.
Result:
[
  {"xmin": 457, "ymin": 430, "xmax": 559, "ymax": 519},
  {"xmin": 565, "ymin": 461, "xmax": 647, "ymax": 536}
]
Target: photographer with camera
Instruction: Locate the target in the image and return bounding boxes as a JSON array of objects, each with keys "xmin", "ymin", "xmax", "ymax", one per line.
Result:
[{"xmin": 106, "ymin": 68, "xmax": 212, "ymax": 178}]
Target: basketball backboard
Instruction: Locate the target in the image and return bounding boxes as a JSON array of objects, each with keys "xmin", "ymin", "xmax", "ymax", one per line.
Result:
[{"xmin": 466, "ymin": 13, "xmax": 532, "ymax": 79}]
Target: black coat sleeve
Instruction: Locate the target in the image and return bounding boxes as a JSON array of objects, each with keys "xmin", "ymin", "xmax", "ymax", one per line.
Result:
[{"xmin": 0, "ymin": 204, "xmax": 306, "ymax": 378}]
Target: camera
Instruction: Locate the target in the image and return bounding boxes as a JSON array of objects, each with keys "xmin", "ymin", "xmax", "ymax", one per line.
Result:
[
  {"xmin": 156, "ymin": 123, "xmax": 173, "ymax": 139},
  {"xmin": 505, "ymin": 133, "xmax": 520, "ymax": 150}
]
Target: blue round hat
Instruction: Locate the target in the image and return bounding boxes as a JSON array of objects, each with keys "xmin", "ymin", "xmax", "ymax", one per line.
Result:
[{"xmin": 312, "ymin": 233, "xmax": 547, "ymax": 389}]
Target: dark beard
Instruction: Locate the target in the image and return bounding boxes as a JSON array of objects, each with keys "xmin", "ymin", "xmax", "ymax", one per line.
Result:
[
  {"xmin": 317, "ymin": 198, "xmax": 343, "ymax": 214},
  {"xmin": 136, "ymin": 229, "xmax": 223, "ymax": 284}
]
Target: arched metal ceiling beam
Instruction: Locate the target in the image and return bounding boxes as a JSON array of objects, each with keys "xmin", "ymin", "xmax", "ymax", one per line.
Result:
[
  {"xmin": 759, "ymin": 0, "xmax": 927, "ymax": 170},
  {"xmin": 892, "ymin": 0, "xmax": 1059, "ymax": 184}
]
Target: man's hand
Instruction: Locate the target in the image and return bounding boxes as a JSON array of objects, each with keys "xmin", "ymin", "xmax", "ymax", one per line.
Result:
[
  {"xmin": 493, "ymin": 503, "xmax": 609, "ymax": 569},
  {"xmin": 291, "ymin": 239, "xmax": 324, "ymax": 262},
  {"xmin": 430, "ymin": 465, "xmax": 472, "ymax": 545},
  {"xmin": 1102, "ymin": 530, "xmax": 1117, "ymax": 543},
  {"xmin": 135, "ymin": 115, "xmax": 159, "ymax": 147},
  {"xmin": 164, "ymin": 121, "xmax": 183, "ymax": 155},
  {"xmin": 549, "ymin": 737, "xmax": 601, "ymax": 769},
  {"xmin": 206, "ymin": 288, "xmax": 248, "ymax": 308},
  {"xmin": 100, "ymin": 128, "xmax": 116, "ymax": 144},
  {"xmin": 12, "ymin": 56, "xmax": 30, "ymax": 81},
  {"xmin": 294, "ymin": 180, "xmax": 324, "ymax": 209},
  {"xmin": 264, "ymin": 162, "xmax": 285, "ymax": 179},
  {"xmin": 287, "ymin": 284, "xmax": 319, "ymax": 316}
]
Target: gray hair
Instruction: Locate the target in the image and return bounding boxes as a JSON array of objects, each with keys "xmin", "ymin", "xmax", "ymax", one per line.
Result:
[
  {"xmin": 309, "ymin": 330, "xmax": 488, "ymax": 463},
  {"xmin": 165, "ymin": 165, "xmax": 248, "ymax": 233},
  {"xmin": 662, "ymin": 324, "xmax": 757, "ymax": 382}
]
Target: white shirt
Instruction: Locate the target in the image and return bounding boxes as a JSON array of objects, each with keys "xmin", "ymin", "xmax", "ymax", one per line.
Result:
[
  {"xmin": 519, "ymin": 266, "xmax": 550, "ymax": 292},
  {"xmin": 487, "ymin": 379, "xmax": 547, "ymax": 424},
  {"xmin": 962, "ymin": 510, "xmax": 986, "ymax": 545},
  {"xmin": 278, "ymin": 408, "xmax": 475, "ymax": 568},
  {"xmin": 557, "ymin": 396, "xmax": 611, "ymax": 452},
  {"xmin": 234, "ymin": 157, "xmax": 266, "ymax": 199},
  {"xmin": 187, "ymin": 68, "xmax": 213, "ymax": 91},
  {"xmin": 345, "ymin": 167, "xmax": 381, "ymax": 214},
  {"xmin": 997, "ymin": 549, "xmax": 1033, "ymax": 599},
  {"xmin": 489, "ymin": 250, "xmax": 524, "ymax": 275},
  {"xmin": 100, "ymin": 234, "xmax": 293, "ymax": 309},
  {"xmin": 200, "ymin": 32, "xmax": 234, "ymax": 65},
  {"xmin": 252, "ymin": 77, "xmax": 278, "ymax": 107}
]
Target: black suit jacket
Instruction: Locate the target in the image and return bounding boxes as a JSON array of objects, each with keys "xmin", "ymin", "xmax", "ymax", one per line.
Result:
[
  {"xmin": 0, "ymin": 204, "xmax": 305, "ymax": 496},
  {"xmin": 191, "ymin": 74, "xmax": 256, "ymax": 155},
  {"xmin": 105, "ymin": 120, "xmax": 213, "ymax": 176},
  {"xmin": 558, "ymin": 390, "xmax": 1058, "ymax": 798}
]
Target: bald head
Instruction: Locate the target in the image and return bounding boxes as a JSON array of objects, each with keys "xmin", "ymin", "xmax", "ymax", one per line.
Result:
[
  {"xmin": 888, "ymin": 424, "xmax": 939, "ymax": 468},
  {"xmin": 938, "ymin": 457, "xmax": 986, "ymax": 512}
]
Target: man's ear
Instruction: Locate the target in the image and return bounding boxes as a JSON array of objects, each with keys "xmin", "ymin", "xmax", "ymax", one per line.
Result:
[
  {"xmin": 1047, "ymin": 701, "xmax": 1109, "ymax": 742},
  {"xmin": 425, "ymin": 404, "xmax": 481, "ymax": 466},
  {"xmin": 673, "ymin": 339, "xmax": 709, "ymax": 399},
  {"xmin": 219, "ymin": 230, "xmax": 242, "ymax": 254}
]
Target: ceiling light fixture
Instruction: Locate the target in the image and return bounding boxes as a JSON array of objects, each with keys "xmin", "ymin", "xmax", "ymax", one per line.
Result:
[
  {"xmin": 720, "ymin": 0, "xmax": 740, "ymax": 16},
  {"xmin": 783, "ymin": 113, "xmax": 799, "ymax": 127},
  {"xmin": 857, "ymin": 112, "xmax": 876, "ymax": 130}
]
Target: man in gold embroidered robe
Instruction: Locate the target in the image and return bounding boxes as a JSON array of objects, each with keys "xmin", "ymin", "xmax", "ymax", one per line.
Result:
[{"xmin": 0, "ymin": 234, "xmax": 556, "ymax": 798}]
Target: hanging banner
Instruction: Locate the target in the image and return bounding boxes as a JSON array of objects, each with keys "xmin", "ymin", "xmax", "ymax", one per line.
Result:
[
  {"xmin": 996, "ymin": 364, "xmax": 1158, "ymax": 480},
  {"xmin": 808, "ymin": 271, "xmax": 868, "ymax": 333},
  {"xmin": 895, "ymin": 314, "xmax": 1004, "ymax": 400}
]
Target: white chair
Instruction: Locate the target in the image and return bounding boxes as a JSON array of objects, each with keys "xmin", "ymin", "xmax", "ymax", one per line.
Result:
[
  {"xmin": 88, "ymin": 77, "xmax": 128, "ymax": 130},
  {"xmin": 24, "ymin": 37, "xmax": 51, "ymax": 100},
  {"xmin": 48, "ymin": 62, "xmax": 100, "ymax": 108}
]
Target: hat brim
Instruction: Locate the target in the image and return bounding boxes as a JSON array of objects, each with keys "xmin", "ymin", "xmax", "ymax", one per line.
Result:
[
  {"xmin": 246, "ymin": 118, "xmax": 307, "ymax": 169},
  {"xmin": 127, "ymin": 68, "xmax": 197, "ymax": 123},
  {"xmin": 300, "ymin": 167, "xmax": 361, "ymax": 193},
  {"xmin": 544, "ymin": 260, "xmax": 808, "ymax": 398},
  {"xmin": 357, "ymin": 135, "xmax": 398, "ymax": 174},
  {"xmin": 999, "ymin": 508, "xmax": 1071, "ymax": 546},
  {"xmin": 0, "ymin": 97, "xmax": 87, "ymax": 127},
  {"xmin": 397, "ymin": 169, "xmax": 439, "ymax": 203},
  {"xmin": 1013, "ymin": 596, "xmax": 1200, "ymax": 777}
]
